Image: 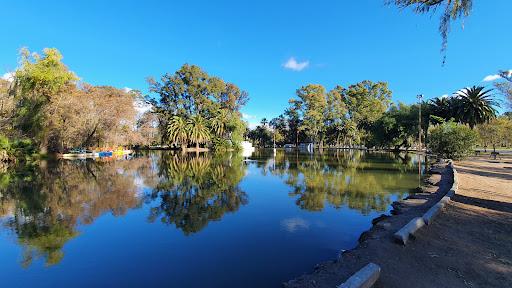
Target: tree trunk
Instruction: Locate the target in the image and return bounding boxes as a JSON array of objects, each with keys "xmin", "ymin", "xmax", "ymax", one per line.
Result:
[{"xmin": 83, "ymin": 123, "xmax": 99, "ymax": 148}]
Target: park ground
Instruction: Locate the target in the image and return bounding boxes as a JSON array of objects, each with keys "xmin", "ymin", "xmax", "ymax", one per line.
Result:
[{"xmin": 284, "ymin": 156, "xmax": 512, "ymax": 288}]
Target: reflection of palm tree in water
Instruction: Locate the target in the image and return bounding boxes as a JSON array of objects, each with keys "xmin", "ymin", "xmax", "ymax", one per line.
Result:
[{"xmin": 146, "ymin": 152, "xmax": 248, "ymax": 235}]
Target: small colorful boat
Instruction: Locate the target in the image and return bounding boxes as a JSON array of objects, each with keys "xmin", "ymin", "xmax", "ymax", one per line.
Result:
[
  {"xmin": 60, "ymin": 148, "xmax": 87, "ymax": 159},
  {"xmin": 113, "ymin": 148, "xmax": 133, "ymax": 155},
  {"xmin": 98, "ymin": 151, "xmax": 113, "ymax": 157}
]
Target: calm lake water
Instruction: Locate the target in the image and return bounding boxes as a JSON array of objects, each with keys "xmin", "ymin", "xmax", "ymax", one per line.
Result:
[{"xmin": 0, "ymin": 149, "xmax": 422, "ymax": 288}]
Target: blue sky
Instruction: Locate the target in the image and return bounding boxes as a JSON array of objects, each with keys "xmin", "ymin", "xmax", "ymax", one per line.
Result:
[{"xmin": 1, "ymin": 1, "xmax": 510, "ymax": 127}]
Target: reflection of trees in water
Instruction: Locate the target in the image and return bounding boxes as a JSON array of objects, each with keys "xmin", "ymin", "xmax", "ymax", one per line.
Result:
[
  {"xmin": 0, "ymin": 158, "xmax": 148, "ymax": 267},
  {"xmin": 0, "ymin": 150, "xmax": 418, "ymax": 266},
  {"xmin": 259, "ymin": 149, "xmax": 419, "ymax": 214},
  {"xmin": 145, "ymin": 152, "xmax": 247, "ymax": 235},
  {"xmin": 0, "ymin": 152, "xmax": 248, "ymax": 266}
]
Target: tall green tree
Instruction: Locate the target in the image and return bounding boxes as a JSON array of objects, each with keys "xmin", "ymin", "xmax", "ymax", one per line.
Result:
[
  {"xmin": 343, "ymin": 80, "xmax": 392, "ymax": 145},
  {"xmin": 11, "ymin": 48, "xmax": 77, "ymax": 153},
  {"xmin": 269, "ymin": 115, "xmax": 287, "ymax": 146},
  {"xmin": 325, "ymin": 86, "xmax": 348, "ymax": 147},
  {"xmin": 247, "ymin": 125, "xmax": 272, "ymax": 147},
  {"xmin": 370, "ymin": 103, "xmax": 419, "ymax": 150},
  {"xmin": 285, "ymin": 99, "xmax": 303, "ymax": 146},
  {"xmin": 296, "ymin": 84, "xmax": 327, "ymax": 146},
  {"xmin": 271, "ymin": 80, "xmax": 392, "ymax": 148},
  {"xmin": 149, "ymin": 64, "xmax": 248, "ymax": 149}
]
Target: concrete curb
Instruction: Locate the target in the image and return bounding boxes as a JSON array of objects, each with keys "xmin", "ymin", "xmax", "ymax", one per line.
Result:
[
  {"xmin": 394, "ymin": 160, "xmax": 459, "ymax": 244},
  {"xmin": 393, "ymin": 217, "xmax": 426, "ymax": 245},
  {"xmin": 337, "ymin": 263, "xmax": 381, "ymax": 288},
  {"xmin": 422, "ymin": 202, "xmax": 445, "ymax": 225},
  {"xmin": 439, "ymin": 195, "xmax": 451, "ymax": 204},
  {"xmin": 337, "ymin": 161, "xmax": 459, "ymax": 288}
]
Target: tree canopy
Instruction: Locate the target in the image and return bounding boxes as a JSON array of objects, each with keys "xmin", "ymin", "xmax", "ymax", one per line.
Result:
[
  {"xmin": 2, "ymin": 48, "xmax": 150, "ymax": 154},
  {"xmin": 251, "ymin": 80, "xmax": 391, "ymax": 148},
  {"xmin": 149, "ymin": 64, "xmax": 248, "ymax": 150}
]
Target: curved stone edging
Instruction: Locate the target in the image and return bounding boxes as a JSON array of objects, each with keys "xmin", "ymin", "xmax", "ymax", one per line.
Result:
[
  {"xmin": 393, "ymin": 160, "xmax": 458, "ymax": 245},
  {"xmin": 337, "ymin": 263, "xmax": 381, "ymax": 288},
  {"xmin": 393, "ymin": 217, "xmax": 426, "ymax": 245},
  {"xmin": 295, "ymin": 160, "xmax": 459, "ymax": 288},
  {"xmin": 423, "ymin": 202, "xmax": 445, "ymax": 225}
]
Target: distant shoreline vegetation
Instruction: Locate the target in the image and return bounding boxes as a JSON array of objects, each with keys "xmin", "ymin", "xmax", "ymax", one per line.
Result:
[
  {"xmin": 247, "ymin": 84, "xmax": 508, "ymax": 160},
  {"xmin": 0, "ymin": 48, "xmax": 150, "ymax": 159},
  {"xmin": 0, "ymin": 47, "xmax": 510, "ymax": 163},
  {"xmin": 0, "ymin": 48, "xmax": 251, "ymax": 161}
]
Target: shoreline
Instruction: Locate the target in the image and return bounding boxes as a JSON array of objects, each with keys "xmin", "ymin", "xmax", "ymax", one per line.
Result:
[
  {"xmin": 284, "ymin": 160, "xmax": 454, "ymax": 287},
  {"xmin": 284, "ymin": 156, "xmax": 512, "ymax": 287}
]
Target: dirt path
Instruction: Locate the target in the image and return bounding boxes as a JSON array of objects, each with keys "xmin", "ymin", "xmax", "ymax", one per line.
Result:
[{"xmin": 284, "ymin": 157, "xmax": 512, "ymax": 288}]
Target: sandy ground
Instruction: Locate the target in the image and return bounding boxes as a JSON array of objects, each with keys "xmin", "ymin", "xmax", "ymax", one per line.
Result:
[{"xmin": 284, "ymin": 157, "xmax": 512, "ymax": 288}]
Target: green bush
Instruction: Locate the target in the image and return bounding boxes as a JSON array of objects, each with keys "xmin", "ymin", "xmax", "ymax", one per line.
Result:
[
  {"xmin": 428, "ymin": 121, "xmax": 478, "ymax": 160},
  {"xmin": 0, "ymin": 135, "xmax": 38, "ymax": 162}
]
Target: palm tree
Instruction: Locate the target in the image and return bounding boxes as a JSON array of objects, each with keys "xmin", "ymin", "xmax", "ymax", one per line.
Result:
[
  {"xmin": 167, "ymin": 116, "xmax": 188, "ymax": 146},
  {"xmin": 210, "ymin": 109, "xmax": 228, "ymax": 138},
  {"xmin": 429, "ymin": 96, "xmax": 461, "ymax": 121},
  {"xmin": 260, "ymin": 118, "xmax": 268, "ymax": 127},
  {"xmin": 187, "ymin": 115, "xmax": 210, "ymax": 150},
  {"xmin": 429, "ymin": 97, "xmax": 450, "ymax": 119},
  {"xmin": 455, "ymin": 86, "xmax": 498, "ymax": 129}
]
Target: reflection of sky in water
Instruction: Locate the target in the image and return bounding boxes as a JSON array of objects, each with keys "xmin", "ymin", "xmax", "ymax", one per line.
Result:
[{"xmin": 281, "ymin": 217, "xmax": 310, "ymax": 232}]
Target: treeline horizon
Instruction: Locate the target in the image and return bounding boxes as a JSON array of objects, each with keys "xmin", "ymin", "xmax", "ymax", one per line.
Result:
[
  {"xmin": 0, "ymin": 47, "xmax": 251, "ymax": 158},
  {"xmin": 0, "ymin": 48, "xmax": 160, "ymax": 158},
  {"xmin": 248, "ymin": 83, "xmax": 511, "ymax": 152},
  {"xmin": 1, "ymin": 47, "xmax": 511, "ymax": 161}
]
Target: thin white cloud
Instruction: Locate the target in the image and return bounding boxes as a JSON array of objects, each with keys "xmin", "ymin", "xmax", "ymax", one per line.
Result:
[
  {"xmin": 1, "ymin": 72, "xmax": 14, "ymax": 82},
  {"xmin": 483, "ymin": 69, "xmax": 512, "ymax": 82},
  {"xmin": 283, "ymin": 57, "xmax": 309, "ymax": 72},
  {"xmin": 242, "ymin": 113, "xmax": 255, "ymax": 120},
  {"xmin": 123, "ymin": 87, "xmax": 133, "ymax": 93},
  {"xmin": 483, "ymin": 74, "xmax": 501, "ymax": 82}
]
